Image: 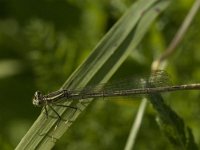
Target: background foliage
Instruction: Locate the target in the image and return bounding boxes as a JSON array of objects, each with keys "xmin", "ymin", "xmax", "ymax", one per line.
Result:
[{"xmin": 0, "ymin": 0, "xmax": 200, "ymax": 149}]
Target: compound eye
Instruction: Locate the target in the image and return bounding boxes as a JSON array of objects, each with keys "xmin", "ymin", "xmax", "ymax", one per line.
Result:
[
  {"xmin": 35, "ymin": 91, "xmax": 41, "ymax": 97},
  {"xmin": 33, "ymin": 91, "xmax": 43, "ymax": 106}
]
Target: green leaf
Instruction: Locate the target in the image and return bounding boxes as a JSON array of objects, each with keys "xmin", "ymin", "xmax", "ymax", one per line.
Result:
[
  {"xmin": 148, "ymin": 93, "xmax": 198, "ymax": 150},
  {"xmin": 16, "ymin": 0, "xmax": 170, "ymax": 149}
]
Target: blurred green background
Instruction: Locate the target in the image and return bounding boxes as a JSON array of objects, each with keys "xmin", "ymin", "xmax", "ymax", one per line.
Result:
[{"xmin": 0, "ymin": 0, "xmax": 200, "ymax": 149}]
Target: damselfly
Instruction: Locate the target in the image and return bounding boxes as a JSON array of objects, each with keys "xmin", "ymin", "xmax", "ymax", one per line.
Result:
[{"xmin": 33, "ymin": 70, "xmax": 200, "ymax": 121}]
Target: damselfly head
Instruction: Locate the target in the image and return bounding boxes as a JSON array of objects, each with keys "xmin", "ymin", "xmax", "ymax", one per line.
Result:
[{"xmin": 33, "ymin": 91, "xmax": 44, "ymax": 107}]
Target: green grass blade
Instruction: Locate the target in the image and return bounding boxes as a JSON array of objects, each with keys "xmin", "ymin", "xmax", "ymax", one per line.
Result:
[{"xmin": 16, "ymin": 0, "xmax": 170, "ymax": 149}]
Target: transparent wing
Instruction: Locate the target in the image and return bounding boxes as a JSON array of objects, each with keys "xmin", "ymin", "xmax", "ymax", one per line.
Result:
[{"xmin": 68, "ymin": 70, "xmax": 172, "ymax": 95}]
